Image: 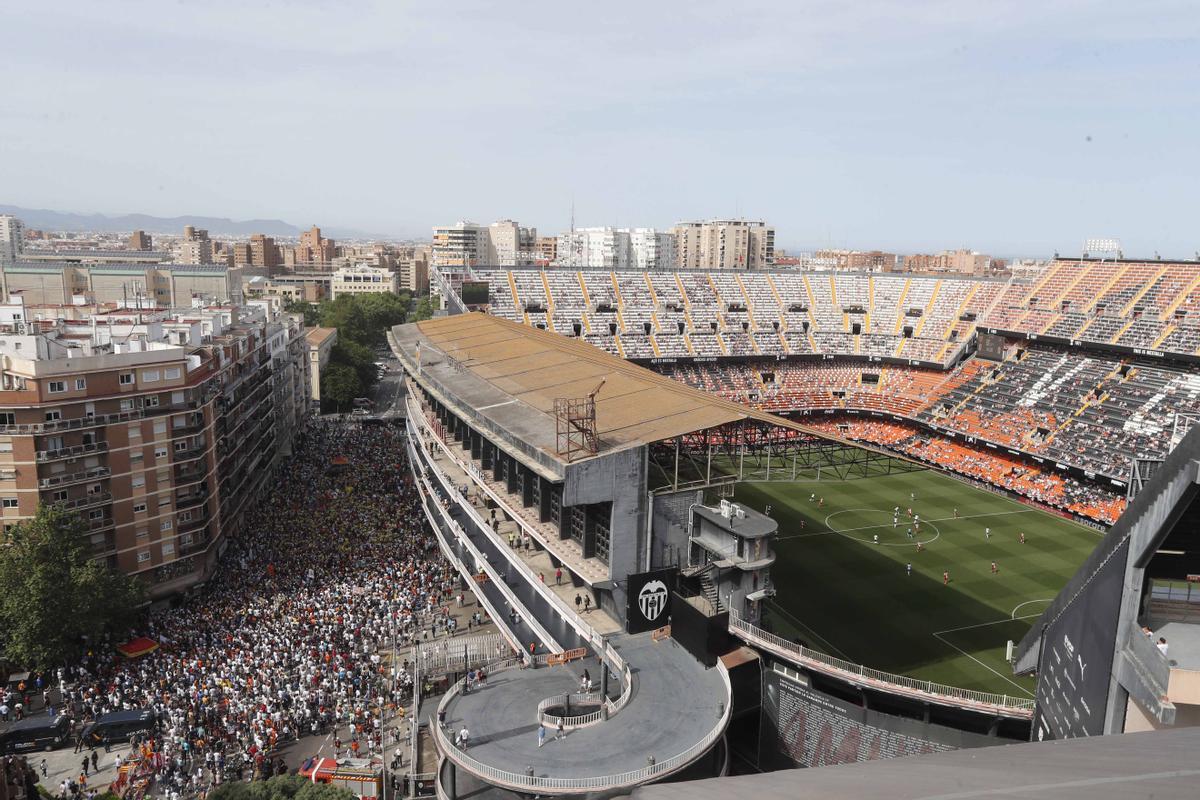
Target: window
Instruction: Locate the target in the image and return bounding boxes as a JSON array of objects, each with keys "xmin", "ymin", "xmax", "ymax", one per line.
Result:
[
  {"xmin": 142, "ymin": 370, "xmax": 160, "ymax": 383},
  {"xmin": 137, "ymin": 550, "xmax": 151, "ymax": 564},
  {"xmin": 52, "ymin": 490, "xmax": 67, "ymax": 502},
  {"xmin": 136, "ymin": 528, "xmax": 148, "ymax": 539},
  {"xmin": 129, "ymin": 423, "xmax": 141, "ymax": 437},
  {"xmin": 132, "ymin": 476, "xmax": 145, "ymax": 489},
  {"xmin": 44, "ymin": 409, "xmax": 61, "ymax": 422},
  {"xmin": 74, "ymin": 378, "xmax": 86, "ymax": 391},
  {"xmin": 119, "ymin": 373, "xmax": 134, "ymax": 386},
  {"xmin": 145, "ymin": 396, "xmax": 160, "ymax": 408},
  {"xmin": 86, "ymin": 483, "xmax": 102, "ymax": 495},
  {"xmin": 179, "ymin": 533, "xmax": 193, "ymax": 547},
  {"xmin": 133, "ymin": 502, "xmax": 147, "ymax": 514},
  {"xmin": 160, "ymin": 519, "xmax": 172, "ymax": 531},
  {"xmin": 131, "ymin": 452, "xmax": 143, "ymax": 463},
  {"xmin": 47, "ymin": 381, "xmax": 66, "ymax": 393},
  {"xmin": 161, "ymin": 542, "xmax": 175, "ymax": 557},
  {"xmin": 165, "ymin": 368, "xmax": 181, "ymax": 380},
  {"xmin": 174, "ymin": 440, "xmax": 189, "ymax": 452},
  {"xmin": 158, "ymin": 496, "xmax": 171, "ymax": 508},
  {"xmin": 120, "ymin": 399, "xmax": 134, "ymax": 411},
  {"xmin": 171, "ymin": 392, "xmax": 185, "ymax": 405},
  {"xmin": 154, "ymin": 446, "xmax": 167, "ymax": 459},
  {"xmin": 153, "ymin": 421, "xmax": 167, "ymax": 434},
  {"xmin": 1, "ymin": 498, "xmax": 17, "ymax": 509},
  {"xmin": 88, "ymin": 509, "xmax": 103, "ymax": 520},
  {"xmin": 0, "ymin": 442, "xmax": 11, "ymax": 453},
  {"xmin": 157, "ymin": 470, "xmax": 169, "ymax": 483},
  {"xmin": 0, "ymin": 413, "xmax": 13, "ymax": 425}
]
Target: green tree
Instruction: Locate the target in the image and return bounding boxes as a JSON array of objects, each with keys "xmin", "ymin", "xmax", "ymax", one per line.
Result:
[
  {"xmin": 284, "ymin": 299, "xmax": 321, "ymax": 328},
  {"xmin": 210, "ymin": 775, "xmax": 354, "ymax": 800},
  {"xmin": 412, "ymin": 296, "xmax": 434, "ymax": 322},
  {"xmin": 321, "ymin": 362, "xmax": 363, "ymax": 412},
  {"xmin": 0, "ymin": 505, "xmax": 145, "ymax": 669}
]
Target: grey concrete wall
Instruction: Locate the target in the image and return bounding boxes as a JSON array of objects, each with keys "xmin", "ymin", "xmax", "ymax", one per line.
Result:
[
  {"xmin": 651, "ymin": 489, "xmax": 702, "ymax": 569},
  {"xmin": 564, "ymin": 446, "xmax": 648, "ymax": 623}
]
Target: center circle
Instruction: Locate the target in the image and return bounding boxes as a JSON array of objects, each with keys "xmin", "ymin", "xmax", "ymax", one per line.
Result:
[{"xmin": 825, "ymin": 508, "xmax": 941, "ymax": 547}]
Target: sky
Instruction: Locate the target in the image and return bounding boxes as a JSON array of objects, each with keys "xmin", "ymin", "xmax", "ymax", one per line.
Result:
[{"xmin": 3, "ymin": 0, "xmax": 1198, "ymax": 256}]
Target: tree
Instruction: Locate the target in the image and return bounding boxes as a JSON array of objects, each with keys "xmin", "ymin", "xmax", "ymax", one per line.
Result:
[
  {"xmin": 0, "ymin": 505, "xmax": 145, "ymax": 669},
  {"xmin": 331, "ymin": 340, "xmax": 378, "ymax": 391},
  {"xmin": 284, "ymin": 299, "xmax": 321, "ymax": 328},
  {"xmin": 321, "ymin": 362, "xmax": 363, "ymax": 412},
  {"xmin": 210, "ymin": 775, "xmax": 355, "ymax": 800},
  {"xmin": 412, "ymin": 296, "xmax": 434, "ymax": 322}
]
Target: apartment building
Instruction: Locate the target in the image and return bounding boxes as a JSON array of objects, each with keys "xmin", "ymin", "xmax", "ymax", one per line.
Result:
[
  {"xmin": 2, "ymin": 262, "xmax": 241, "ymax": 307},
  {"xmin": 250, "ymin": 234, "xmax": 281, "ymax": 270},
  {"xmin": 556, "ymin": 227, "xmax": 633, "ymax": 269},
  {"xmin": 628, "ymin": 228, "xmax": 676, "ymax": 270},
  {"xmin": 901, "ymin": 249, "xmax": 999, "ymax": 276},
  {"xmin": 432, "ymin": 222, "xmax": 490, "ymax": 268},
  {"xmin": 0, "ymin": 216, "xmax": 24, "ymax": 268},
  {"xmin": 175, "ymin": 226, "xmax": 214, "ymax": 265},
  {"xmin": 295, "ymin": 225, "xmax": 336, "ymax": 267},
  {"xmin": 0, "ymin": 296, "xmax": 309, "ymax": 597},
  {"xmin": 487, "ymin": 220, "xmax": 538, "ymax": 265},
  {"xmin": 535, "ymin": 236, "xmax": 558, "ymax": 265},
  {"xmin": 305, "ymin": 327, "xmax": 337, "ymax": 405},
  {"xmin": 673, "ymin": 219, "xmax": 775, "ymax": 270},
  {"xmin": 330, "ymin": 264, "xmax": 399, "ymax": 299},
  {"xmin": 129, "ymin": 230, "xmax": 153, "ymax": 251}
]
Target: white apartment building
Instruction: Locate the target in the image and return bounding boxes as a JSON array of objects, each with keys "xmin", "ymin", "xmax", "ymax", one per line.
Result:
[
  {"xmin": 556, "ymin": 227, "xmax": 633, "ymax": 269},
  {"xmin": 629, "ymin": 228, "xmax": 676, "ymax": 270},
  {"xmin": 330, "ymin": 264, "xmax": 399, "ymax": 299},
  {"xmin": 673, "ymin": 219, "xmax": 775, "ymax": 270}
]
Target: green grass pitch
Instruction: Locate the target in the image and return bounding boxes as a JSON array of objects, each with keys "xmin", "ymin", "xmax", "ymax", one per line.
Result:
[{"xmin": 732, "ymin": 469, "xmax": 1103, "ymax": 698}]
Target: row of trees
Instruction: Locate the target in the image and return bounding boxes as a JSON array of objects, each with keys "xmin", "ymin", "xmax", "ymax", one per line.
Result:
[
  {"xmin": 285, "ymin": 293, "xmax": 412, "ymax": 412},
  {"xmin": 0, "ymin": 506, "xmax": 145, "ymax": 669}
]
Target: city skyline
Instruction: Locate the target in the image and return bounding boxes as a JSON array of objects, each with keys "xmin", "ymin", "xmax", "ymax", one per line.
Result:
[{"xmin": 3, "ymin": 1, "xmax": 1198, "ymax": 257}]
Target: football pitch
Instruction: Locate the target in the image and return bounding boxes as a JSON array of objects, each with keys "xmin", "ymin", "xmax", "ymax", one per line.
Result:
[{"xmin": 731, "ymin": 469, "xmax": 1104, "ymax": 697}]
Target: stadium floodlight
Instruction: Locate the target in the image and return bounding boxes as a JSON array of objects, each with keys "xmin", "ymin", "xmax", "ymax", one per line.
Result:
[{"xmin": 1084, "ymin": 238, "xmax": 1122, "ymax": 259}]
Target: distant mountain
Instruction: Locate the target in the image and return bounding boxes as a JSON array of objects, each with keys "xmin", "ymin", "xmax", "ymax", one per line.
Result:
[{"xmin": 0, "ymin": 204, "xmax": 302, "ymax": 237}]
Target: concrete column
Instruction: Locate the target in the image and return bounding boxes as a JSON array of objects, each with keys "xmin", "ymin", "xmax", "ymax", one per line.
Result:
[
  {"xmin": 521, "ymin": 468, "xmax": 535, "ymax": 508},
  {"xmin": 446, "ymin": 761, "xmax": 456, "ymax": 800},
  {"xmin": 538, "ymin": 476, "xmax": 552, "ymax": 522}
]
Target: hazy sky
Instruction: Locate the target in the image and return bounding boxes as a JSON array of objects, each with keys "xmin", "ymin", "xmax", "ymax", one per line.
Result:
[{"xmin": 4, "ymin": 1, "xmax": 1198, "ymax": 255}]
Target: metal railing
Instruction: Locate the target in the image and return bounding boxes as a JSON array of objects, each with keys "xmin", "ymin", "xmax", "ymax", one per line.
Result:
[
  {"xmin": 536, "ymin": 692, "xmax": 606, "ymax": 730},
  {"xmin": 728, "ymin": 609, "xmax": 1034, "ymax": 716},
  {"xmin": 58, "ymin": 491, "xmax": 113, "ymax": 510},
  {"xmin": 39, "ymin": 466, "xmax": 110, "ymax": 488},
  {"xmin": 432, "ymin": 656, "xmax": 731, "ymax": 794},
  {"xmin": 36, "ymin": 441, "xmax": 108, "ymax": 461},
  {"xmin": 0, "ymin": 409, "xmax": 144, "ymax": 435}
]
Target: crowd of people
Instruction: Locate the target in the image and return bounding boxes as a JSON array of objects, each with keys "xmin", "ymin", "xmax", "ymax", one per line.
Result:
[{"xmin": 50, "ymin": 419, "xmax": 461, "ymax": 798}]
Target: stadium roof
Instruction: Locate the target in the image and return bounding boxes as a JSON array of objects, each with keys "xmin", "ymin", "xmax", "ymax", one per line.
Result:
[
  {"xmin": 392, "ymin": 312, "xmax": 853, "ymax": 472},
  {"xmin": 634, "ymin": 726, "xmax": 1200, "ymax": 800}
]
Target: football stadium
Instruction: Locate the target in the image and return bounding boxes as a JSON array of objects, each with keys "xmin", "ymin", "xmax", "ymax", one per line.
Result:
[{"xmin": 393, "ymin": 256, "xmax": 1200, "ymax": 799}]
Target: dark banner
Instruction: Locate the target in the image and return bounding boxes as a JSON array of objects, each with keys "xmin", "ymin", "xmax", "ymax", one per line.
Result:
[
  {"xmin": 626, "ymin": 567, "xmax": 678, "ymax": 634},
  {"xmin": 460, "ymin": 280, "xmax": 489, "ymax": 306},
  {"xmin": 1032, "ymin": 537, "xmax": 1130, "ymax": 740},
  {"xmin": 759, "ymin": 666, "xmax": 997, "ymax": 770},
  {"xmin": 976, "ymin": 332, "xmax": 1007, "ymax": 361}
]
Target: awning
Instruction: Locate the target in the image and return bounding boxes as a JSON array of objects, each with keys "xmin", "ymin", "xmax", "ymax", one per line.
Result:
[
  {"xmin": 116, "ymin": 637, "xmax": 159, "ymax": 658},
  {"xmin": 746, "ymin": 589, "xmax": 774, "ymax": 602}
]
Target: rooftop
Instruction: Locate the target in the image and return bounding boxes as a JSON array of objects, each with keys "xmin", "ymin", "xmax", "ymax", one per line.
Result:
[
  {"xmin": 305, "ymin": 326, "xmax": 338, "ymax": 347},
  {"xmin": 392, "ymin": 313, "xmax": 847, "ymax": 470}
]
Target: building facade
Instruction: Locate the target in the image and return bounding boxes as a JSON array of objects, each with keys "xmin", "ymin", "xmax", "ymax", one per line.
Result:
[
  {"xmin": 673, "ymin": 219, "xmax": 774, "ymax": 270},
  {"xmin": 175, "ymin": 226, "xmax": 214, "ymax": 266},
  {"xmin": 0, "ymin": 297, "xmax": 309, "ymax": 597},
  {"xmin": 330, "ymin": 264, "xmax": 399, "ymax": 299},
  {"xmin": 556, "ymin": 227, "xmax": 632, "ymax": 269},
  {"xmin": 629, "ymin": 228, "xmax": 677, "ymax": 270},
  {"xmin": 432, "ymin": 222, "xmax": 490, "ymax": 268}
]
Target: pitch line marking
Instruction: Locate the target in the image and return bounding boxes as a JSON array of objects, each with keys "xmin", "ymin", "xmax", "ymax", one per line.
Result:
[
  {"xmin": 775, "ymin": 507, "xmax": 1035, "ymax": 541},
  {"xmin": 930, "ymin": 631, "xmax": 1035, "ymax": 698},
  {"xmin": 933, "ymin": 612, "xmax": 1043, "ymax": 635},
  {"xmin": 823, "ymin": 509, "xmax": 941, "ymax": 547},
  {"xmin": 1010, "ymin": 599, "xmax": 1054, "ymax": 619}
]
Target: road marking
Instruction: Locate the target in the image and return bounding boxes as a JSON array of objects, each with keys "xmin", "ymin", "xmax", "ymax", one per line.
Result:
[{"xmin": 776, "ymin": 508, "xmax": 1035, "ymax": 541}]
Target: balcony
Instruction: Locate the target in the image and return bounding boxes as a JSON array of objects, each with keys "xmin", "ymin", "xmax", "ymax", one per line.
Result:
[
  {"xmin": 0, "ymin": 410, "xmax": 143, "ymax": 435},
  {"xmin": 176, "ymin": 491, "xmax": 208, "ymax": 511},
  {"xmin": 36, "ymin": 441, "xmax": 108, "ymax": 462},
  {"xmin": 178, "ymin": 514, "xmax": 211, "ymax": 535},
  {"xmin": 40, "ymin": 466, "xmax": 111, "ymax": 489},
  {"xmin": 58, "ymin": 491, "xmax": 113, "ymax": 511},
  {"xmin": 87, "ymin": 515, "xmax": 115, "ymax": 531},
  {"xmin": 174, "ymin": 463, "xmax": 208, "ymax": 484}
]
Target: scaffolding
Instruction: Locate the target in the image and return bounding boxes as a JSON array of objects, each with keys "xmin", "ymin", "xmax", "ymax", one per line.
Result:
[{"xmin": 554, "ymin": 378, "xmax": 606, "ymax": 462}]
